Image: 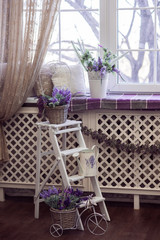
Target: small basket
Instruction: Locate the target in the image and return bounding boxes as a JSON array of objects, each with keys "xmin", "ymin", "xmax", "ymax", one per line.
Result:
[
  {"xmin": 45, "ymin": 105, "xmax": 69, "ymax": 124},
  {"xmin": 50, "ymin": 208, "xmax": 77, "ymax": 229}
]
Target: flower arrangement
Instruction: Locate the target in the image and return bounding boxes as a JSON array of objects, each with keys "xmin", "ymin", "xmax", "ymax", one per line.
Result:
[
  {"xmin": 72, "ymin": 40, "xmax": 127, "ymax": 80},
  {"xmin": 40, "ymin": 186, "xmax": 86, "ymax": 210},
  {"xmin": 37, "ymin": 87, "xmax": 72, "ymax": 117}
]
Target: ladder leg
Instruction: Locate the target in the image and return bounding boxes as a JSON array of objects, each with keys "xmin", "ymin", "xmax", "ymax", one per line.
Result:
[
  {"xmin": 0, "ymin": 188, "xmax": 5, "ymax": 202},
  {"xmin": 49, "ymin": 127, "xmax": 84, "ymax": 230},
  {"xmin": 75, "ymin": 125, "xmax": 86, "ymax": 148},
  {"xmin": 34, "ymin": 198, "xmax": 40, "ymax": 219},
  {"xmin": 76, "ymin": 209, "xmax": 84, "ymax": 231},
  {"xmin": 90, "ymin": 176, "xmax": 110, "ymax": 221}
]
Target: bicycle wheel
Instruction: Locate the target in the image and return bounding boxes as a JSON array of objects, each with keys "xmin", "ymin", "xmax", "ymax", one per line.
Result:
[
  {"xmin": 50, "ymin": 224, "xmax": 63, "ymax": 237},
  {"xmin": 87, "ymin": 213, "xmax": 108, "ymax": 235}
]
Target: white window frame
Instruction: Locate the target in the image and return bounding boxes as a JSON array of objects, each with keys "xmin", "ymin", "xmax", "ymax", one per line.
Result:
[
  {"xmin": 51, "ymin": 1, "xmax": 99, "ymax": 63},
  {"xmin": 102, "ymin": 0, "xmax": 160, "ymax": 94}
]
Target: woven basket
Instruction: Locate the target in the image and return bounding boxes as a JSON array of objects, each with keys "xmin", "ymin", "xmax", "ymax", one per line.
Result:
[
  {"xmin": 45, "ymin": 105, "xmax": 69, "ymax": 124},
  {"xmin": 50, "ymin": 208, "xmax": 77, "ymax": 229}
]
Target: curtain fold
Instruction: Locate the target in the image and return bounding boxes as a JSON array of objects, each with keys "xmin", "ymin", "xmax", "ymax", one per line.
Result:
[{"xmin": 0, "ymin": 0, "xmax": 61, "ymax": 163}]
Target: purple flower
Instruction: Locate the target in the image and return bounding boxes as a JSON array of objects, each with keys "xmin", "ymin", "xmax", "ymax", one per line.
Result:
[
  {"xmin": 72, "ymin": 41, "xmax": 126, "ymax": 81},
  {"xmin": 63, "ymin": 196, "xmax": 71, "ymax": 208},
  {"xmin": 40, "ymin": 186, "xmax": 85, "ymax": 210},
  {"xmin": 112, "ymin": 66, "xmax": 120, "ymax": 74},
  {"xmin": 52, "ymin": 87, "xmax": 59, "ymax": 97},
  {"xmin": 98, "ymin": 44, "xmax": 103, "ymax": 48},
  {"xmin": 74, "ymin": 188, "xmax": 83, "ymax": 197},
  {"xmin": 100, "ymin": 66, "xmax": 106, "ymax": 78},
  {"xmin": 51, "ymin": 98, "xmax": 58, "ymax": 104},
  {"xmin": 37, "ymin": 87, "xmax": 72, "ymax": 117},
  {"xmin": 89, "ymin": 155, "xmax": 95, "ymax": 168}
]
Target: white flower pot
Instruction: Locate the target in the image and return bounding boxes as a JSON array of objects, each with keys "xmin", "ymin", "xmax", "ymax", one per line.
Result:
[{"xmin": 88, "ymin": 72, "xmax": 108, "ymax": 98}]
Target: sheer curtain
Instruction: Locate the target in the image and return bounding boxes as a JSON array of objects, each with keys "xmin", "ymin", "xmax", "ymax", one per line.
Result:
[{"xmin": 0, "ymin": 0, "xmax": 61, "ymax": 163}]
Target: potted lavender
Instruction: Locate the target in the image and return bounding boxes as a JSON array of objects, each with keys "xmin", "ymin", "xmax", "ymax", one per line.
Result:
[
  {"xmin": 72, "ymin": 40, "xmax": 127, "ymax": 98},
  {"xmin": 37, "ymin": 87, "xmax": 72, "ymax": 124},
  {"xmin": 40, "ymin": 186, "xmax": 86, "ymax": 229}
]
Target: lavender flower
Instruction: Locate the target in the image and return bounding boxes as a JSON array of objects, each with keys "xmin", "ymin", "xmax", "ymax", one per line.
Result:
[
  {"xmin": 40, "ymin": 186, "xmax": 58, "ymax": 199},
  {"xmin": 40, "ymin": 186, "xmax": 86, "ymax": 210},
  {"xmin": 72, "ymin": 40, "xmax": 127, "ymax": 81},
  {"xmin": 37, "ymin": 87, "xmax": 72, "ymax": 117},
  {"xmin": 89, "ymin": 155, "xmax": 95, "ymax": 168}
]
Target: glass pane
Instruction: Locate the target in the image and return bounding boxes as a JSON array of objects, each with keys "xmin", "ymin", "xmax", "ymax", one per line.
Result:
[
  {"xmin": 61, "ymin": 51, "xmax": 80, "ymax": 64},
  {"xmin": 117, "ymin": 9, "xmax": 155, "ymax": 50},
  {"xmin": 61, "ymin": 11, "xmax": 99, "ymax": 50},
  {"xmin": 157, "ymin": 10, "xmax": 160, "ymax": 48},
  {"xmin": 61, "ymin": 0, "xmax": 99, "ymax": 10},
  {"xmin": 48, "ymin": 16, "xmax": 59, "ymax": 50},
  {"xmin": 118, "ymin": 0, "xmax": 155, "ymax": 8},
  {"xmin": 43, "ymin": 51, "xmax": 59, "ymax": 64},
  {"xmin": 118, "ymin": 51, "xmax": 154, "ymax": 84},
  {"xmin": 157, "ymin": 51, "xmax": 160, "ymax": 83}
]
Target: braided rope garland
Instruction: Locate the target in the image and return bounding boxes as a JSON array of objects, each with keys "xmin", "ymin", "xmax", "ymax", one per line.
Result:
[{"xmin": 81, "ymin": 125, "xmax": 160, "ymax": 156}]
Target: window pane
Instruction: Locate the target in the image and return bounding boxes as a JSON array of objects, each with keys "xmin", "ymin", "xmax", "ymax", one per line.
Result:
[
  {"xmin": 118, "ymin": 51, "xmax": 154, "ymax": 84},
  {"xmin": 60, "ymin": 51, "xmax": 79, "ymax": 64},
  {"xmin": 61, "ymin": 0, "xmax": 99, "ymax": 10},
  {"xmin": 157, "ymin": 9, "xmax": 160, "ymax": 48},
  {"xmin": 61, "ymin": 11, "xmax": 99, "ymax": 49},
  {"xmin": 118, "ymin": 0, "xmax": 155, "ymax": 8},
  {"xmin": 117, "ymin": 9, "xmax": 155, "ymax": 50},
  {"xmin": 43, "ymin": 51, "xmax": 59, "ymax": 64},
  {"xmin": 157, "ymin": 51, "xmax": 160, "ymax": 83},
  {"xmin": 48, "ymin": 16, "xmax": 60, "ymax": 50}
]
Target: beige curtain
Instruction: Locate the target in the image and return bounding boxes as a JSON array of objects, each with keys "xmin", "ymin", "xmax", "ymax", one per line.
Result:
[{"xmin": 0, "ymin": 0, "xmax": 61, "ymax": 163}]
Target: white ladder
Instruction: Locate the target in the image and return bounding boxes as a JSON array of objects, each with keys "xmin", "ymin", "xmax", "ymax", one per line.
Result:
[{"xmin": 34, "ymin": 119, "xmax": 110, "ymax": 229}]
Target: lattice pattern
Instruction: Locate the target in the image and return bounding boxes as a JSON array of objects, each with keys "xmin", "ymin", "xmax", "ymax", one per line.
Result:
[
  {"xmin": 97, "ymin": 113, "xmax": 160, "ymax": 190},
  {"xmin": 1, "ymin": 110, "xmax": 160, "ymax": 195},
  {"xmin": 1, "ymin": 112, "xmax": 83, "ymax": 188}
]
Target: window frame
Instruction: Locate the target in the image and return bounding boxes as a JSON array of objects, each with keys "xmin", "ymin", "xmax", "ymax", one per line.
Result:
[{"xmin": 104, "ymin": 0, "xmax": 160, "ymax": 94}]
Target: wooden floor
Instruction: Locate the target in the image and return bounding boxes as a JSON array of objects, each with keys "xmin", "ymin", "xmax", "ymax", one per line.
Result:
[{"xmin": 1, "ymin": 195, "xmax": 160, "ymax": 240}]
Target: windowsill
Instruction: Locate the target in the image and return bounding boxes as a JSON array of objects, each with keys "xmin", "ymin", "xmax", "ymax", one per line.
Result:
[{"xmin": 25, "ymin": 94, "xmax": 160, "ymax": 111}]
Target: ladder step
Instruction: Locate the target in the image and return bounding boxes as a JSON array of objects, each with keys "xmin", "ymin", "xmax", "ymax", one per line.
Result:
[
  {"xmin": 61, "ymin": 147, "xmax": 88, "ymax": 156},
  {"xmin": 79, "ymin": 196, "xmax": 105, "ymax": 208},
  {"xmin": 68, "ymin": 175, "xmax": 85, "ymax": 182},
  {"xmin": 54, "ymin": 127, "xmax": 81, "ymax": 135}
]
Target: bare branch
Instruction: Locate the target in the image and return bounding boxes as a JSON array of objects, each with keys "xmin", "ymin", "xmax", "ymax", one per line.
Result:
[{"xmin": 65, "ymin": 0, "xmax": 99, "ymax": 39}]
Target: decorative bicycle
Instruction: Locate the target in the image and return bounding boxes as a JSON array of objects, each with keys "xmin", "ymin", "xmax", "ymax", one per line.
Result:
[{"xmin": 49, "ymin": 202, "xmax": 108, "ymax": 237}]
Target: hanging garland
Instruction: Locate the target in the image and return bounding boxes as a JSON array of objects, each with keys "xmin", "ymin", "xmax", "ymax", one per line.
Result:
[{"xmin": 81, "ymin": 125, "xmax": 160, "ymax": 156}]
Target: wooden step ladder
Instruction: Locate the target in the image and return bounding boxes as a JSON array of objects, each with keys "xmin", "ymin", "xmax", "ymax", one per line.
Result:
[{"xmin": 34, "ymin": 119, "xmax": 110, "ymax": 230}]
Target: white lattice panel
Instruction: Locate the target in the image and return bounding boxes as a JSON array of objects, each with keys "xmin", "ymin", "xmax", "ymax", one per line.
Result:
[
  {"xmin": 97, "ymin": 112, "xmax": 160, "ymax": 191},
  {"xmin": 1, "ymin": 108, "xmax": 160, "ymax": 198},
  {"xmin": 1, "ymin": 110, "xmax": 84, "ymax": 189}
]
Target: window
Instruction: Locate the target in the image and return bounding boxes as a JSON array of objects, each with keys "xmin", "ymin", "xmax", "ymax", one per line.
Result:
[
  {"xmin": 42, "ymin": 0, "xmax": 102, "ymax": 93},
  {"xmin": 45, "ymin": 0, "xmax": 100, "ymax": 64},
  {"xmin": 109, "ymin": 0, "xmax": 160, "ymax": 93},
  {"xmin": 44, "ymin": 0, "xmax": 160, "ymax": 94}
]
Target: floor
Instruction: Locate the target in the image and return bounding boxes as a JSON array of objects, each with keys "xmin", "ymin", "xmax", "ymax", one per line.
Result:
[{"xmin": 0, "ymin": 195, "xmax": 160, "ymax": 240}]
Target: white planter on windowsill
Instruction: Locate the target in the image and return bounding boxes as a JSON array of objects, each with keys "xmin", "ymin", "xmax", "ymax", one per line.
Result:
[{"xmin": 88, "ymin": 71, "xmax": 108, "ymax": 98}]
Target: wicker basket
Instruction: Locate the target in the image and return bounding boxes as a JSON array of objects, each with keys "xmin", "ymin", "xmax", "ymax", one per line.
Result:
[
  {"xmin": 45, "ymin": 105, "xmax": 69, "ymax": 124},
  {"xmin": 50, "ymin": 208, "xmax": 77, "ymax": 229}
]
